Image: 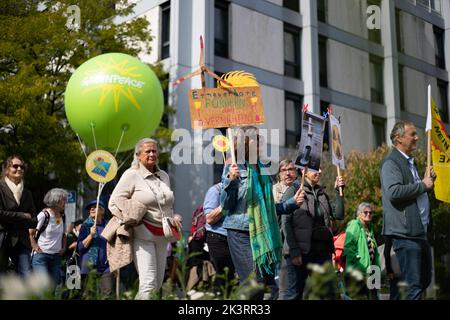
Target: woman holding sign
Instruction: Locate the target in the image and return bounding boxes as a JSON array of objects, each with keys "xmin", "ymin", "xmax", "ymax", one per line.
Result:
[
  {"xmin": 78, "ymin": 199, "xmax": 112, "ymax": 298},
  {"xmin": 109, "ymin": 138, "xmax": 181, "ymax": 299},
  {"xmin": 220, "ymin": 126, "xmax": 284, "ymax": 299}
]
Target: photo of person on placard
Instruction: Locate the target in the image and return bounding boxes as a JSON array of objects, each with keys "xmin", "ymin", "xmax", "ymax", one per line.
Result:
[{"xmin": 294, "ymin": 112, "xmax": 326, "ymax": 173}]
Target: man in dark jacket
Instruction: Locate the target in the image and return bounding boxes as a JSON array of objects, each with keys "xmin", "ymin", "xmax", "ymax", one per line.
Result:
[
  {"xmin": 278, "ymin": 169, "xmax": 345, "ymax": 300},
  {"xmin": 380, "ymin": 120, "xmax": 435, "ymax": 300}
]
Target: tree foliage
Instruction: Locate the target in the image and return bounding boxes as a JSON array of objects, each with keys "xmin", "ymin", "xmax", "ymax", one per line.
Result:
[{"xmin": 0, "ymin": 0, "xmax": 172, "ymax": 207}]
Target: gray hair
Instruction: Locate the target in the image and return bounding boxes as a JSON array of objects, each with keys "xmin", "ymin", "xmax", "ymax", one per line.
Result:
[
  {"xmin": 277, "ymin": 159, "xmax": 294, "ymax": 180},
  {"xmin": 356, "ymin": 202, "xmax": 372, "ymax": 217},
  {"xmin": 43, "ymin": 188, "xmax": 68, "ymax": 207},
  {"xmin": 131, "ymin": 138, "xmax": 158, "ymax": 169},
  {"xmin": 278, "ymin": 159, "xmax": 294, "ymax": 171},
  {"xmin": 390, "ymin": 120, "xmax": 414, "ymax": 145}
]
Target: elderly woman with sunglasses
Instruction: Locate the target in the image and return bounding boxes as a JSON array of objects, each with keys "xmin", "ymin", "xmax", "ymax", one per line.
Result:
[
  {"xmin": 343, "ymin": 202, "xmax": 380, "ymax": 299},
  {"xmin": 0, "ymin": 155, "xmax": 37, "ymax": 276}
]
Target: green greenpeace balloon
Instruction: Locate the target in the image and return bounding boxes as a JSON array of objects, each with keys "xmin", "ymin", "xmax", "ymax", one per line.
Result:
[{"xmin": 65, "ymin": 53, "xmax": 164, "ymax": 152}]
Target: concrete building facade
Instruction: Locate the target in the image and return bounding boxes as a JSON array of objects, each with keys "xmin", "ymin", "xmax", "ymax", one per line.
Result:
[{"xmin": 118, "ymin": 0, "xmax": 450, "ymax": 230}]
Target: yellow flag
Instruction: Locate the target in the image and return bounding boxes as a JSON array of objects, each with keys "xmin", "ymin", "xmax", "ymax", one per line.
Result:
[
  {"xmin": 429, "ymin": 95, "xmax": 450, "ymax": 158},
  {"xmin": 426, "ymin": 86, "xmax": 450, "ymax": 203},
  {"xmin": 432, "ymin": 145, "xmax": 450, "ymax": 203}
]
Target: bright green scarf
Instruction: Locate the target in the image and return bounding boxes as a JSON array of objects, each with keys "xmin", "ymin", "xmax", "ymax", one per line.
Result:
[{"xmin": 247, "ymin": 162, "xmax": 282, "ymax": 276}]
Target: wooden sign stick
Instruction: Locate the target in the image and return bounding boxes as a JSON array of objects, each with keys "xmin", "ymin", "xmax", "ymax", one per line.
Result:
[
  {"xmin": 336, "ymin": 166, "xmax": 343, "ymax": 197},
  {"xmin": 426, "ymin": 130, "xmax": 432, "ymax": 177},
  {"xmin": 300, "ymin": 166, "xmax": 308, "ymax": 191},
  {"xmin": 227, "ymin": 128, "xmax": 236, "ymax": 164}
]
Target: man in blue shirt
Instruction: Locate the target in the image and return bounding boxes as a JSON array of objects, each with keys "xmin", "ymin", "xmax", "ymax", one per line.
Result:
[{"xmin": 203, "ymin": 182, "xmax": 235, "ymax": 291}]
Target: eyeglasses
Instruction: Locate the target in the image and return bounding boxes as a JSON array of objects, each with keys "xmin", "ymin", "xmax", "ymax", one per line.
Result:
[
  {"xmin": 280, "ymin": 168, "xmax": 296, "ymax": 173},
  {"xmin": 11, "ymin": 164, "xmax": 25, "ymax": 170},
  {"xmin": 362, "ymin": 210, "xmax": 373, "ymax": 215}
]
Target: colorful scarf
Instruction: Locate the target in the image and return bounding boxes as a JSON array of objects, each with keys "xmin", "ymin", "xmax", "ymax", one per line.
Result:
[{"xmin": 247, "ymin": 162, "xmax": 282, "ymax": 276}]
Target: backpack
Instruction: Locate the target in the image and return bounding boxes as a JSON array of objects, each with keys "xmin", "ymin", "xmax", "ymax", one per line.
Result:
[
  {"xmin": 333, "ymin": 231, "xmax": 346, "ymax": 271},
  {"xmin": 190, "ymin": 205, "xmax": 206, "ymax": 242},
  {"xmin": 34, "ymin": 209, "xmax": 65, "ymax": 241}
]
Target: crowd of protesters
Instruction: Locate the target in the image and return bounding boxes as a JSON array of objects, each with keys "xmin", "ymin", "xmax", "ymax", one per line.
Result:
[{"xmin": 0, "ymin": 120, "xmax": 436, "ymax": 300}]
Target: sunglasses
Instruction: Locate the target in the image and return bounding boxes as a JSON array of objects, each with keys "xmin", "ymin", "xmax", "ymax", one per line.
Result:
[
  {"xmin": 362, "ymin": 210, "xmax": 373, "ymax": 215},
  {"xmin": 11, "ymin": 164, "xmax": 25, "ymax": 170}
]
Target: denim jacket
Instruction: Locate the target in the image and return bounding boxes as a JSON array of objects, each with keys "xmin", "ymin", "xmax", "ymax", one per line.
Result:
[
  {"xmin": 220, "ymin": 162, "xmax": 298, "ymax": 231},
  {"xmin": 220, "ymin": 163, "xmax": 249, "ymax": 231}
]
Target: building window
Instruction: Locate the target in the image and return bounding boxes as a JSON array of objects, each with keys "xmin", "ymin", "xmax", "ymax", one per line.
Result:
[
  {"xmin": 434, "ymin": 26, "xmax": 445, "ymax": 69},
  {"xmin": 319, "ymin": 36, "xmax": 328, "ymax": 88},
  {"xmin": 416, "ymin": 0, "xmax": 442, "ymax": 14},
  {"xmin": 367, "ymin": 0, "xmax": 381, "ymax": 44},
  {"xmin": 320, "ymin": 101, "xmax": 330, "ymax": 150},
  {"xmin": 370, "ymin": 55, "xmax": 384, "ymax": 104},
  {"xmin": 437, "ymin": 80, "xmax": 449, "ymax": 123},
  {"xmin": 283, "ymin": 0, "xmax": 299, "ymax": 12},
  {"xmin": 285, "ymin": 93, "xmax": 302, "ymax": 148},
  {"xmin": 430, "ymin": 0, "xmax": 442, "ymax": 14},
  {"xmin": 160, "ymin": 1, "xmax": 170, "ymax": 59},
  {"xmin": 395, "ymin": 9, "xmax": 402, "ymax": 53},
  {"xmin": 215, "ymin": 1, "xmax": 229, "ymax": 58},
  {"xmin": 284, "ymin": 24, "xmax": 301, "ymax": 79},
  {"xmin": 317, "ymin": 0, "xmax": 326, "ymax": 22},
  {"xmin": 398, "ymin": 65, "xmax": 405, "ymax": 111},
  {"xmin": 372, "ymin": 116, "xmax": 386, "ymax": 148}
]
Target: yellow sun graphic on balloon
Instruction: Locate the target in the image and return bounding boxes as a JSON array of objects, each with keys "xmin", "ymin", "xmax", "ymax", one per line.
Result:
[{"xmin": 81, "ymin": 58, "xmax": 145, "ymax": 112}]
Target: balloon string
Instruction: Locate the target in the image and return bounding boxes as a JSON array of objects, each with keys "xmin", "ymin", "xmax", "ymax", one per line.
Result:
[
  {"xmin": 114, "ymin": 128, "xmax": 126, "ymax": 158},
  {"xmin": 76, "ymin": 134, "xmax": 88, "ymax": 159},
  {"xmin": 118, "ymin": 150, "xmax": 134, "ymax": 171},
  {"xmin": 94, "ymin": 182, "xmax": 105, "ymax": 227},
  {"xmin": 90, "ymin": 123, "xmax": 98, "ymax": 150}
]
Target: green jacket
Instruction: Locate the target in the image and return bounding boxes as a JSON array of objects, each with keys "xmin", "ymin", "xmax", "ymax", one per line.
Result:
[{"xmin": 344, "ymin": 219, "xmax": 380, "ymax": 273}]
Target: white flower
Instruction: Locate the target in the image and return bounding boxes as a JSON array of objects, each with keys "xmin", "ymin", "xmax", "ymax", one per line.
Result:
[
  {"xmin": 190, "ymin": 291, "xmax": 205, "ymax": 300},
  {"xmin": 187, "ymin": 289, "xmax": 197, "ymax": 296},
  {"xmin": 122, "ymin": 290, "xmax": 134, "ymax": 299},
  {"xmin": 249, "ymin": 279, "xmax": 259, "ymax": 287},
  {"xmin": 307, "ymin": 263, "xmax": 325, "ymax": 274},
  {"xmin": 0, "ymin": 274, "xmax": 28, "ymax": 300},
  {"xmin": 349, "ymin": 268, "xmax": 364, "ymax": 282},
  {"xmin": 26, "ymin": 271, "xmax": 52, "ymax": 296}
]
